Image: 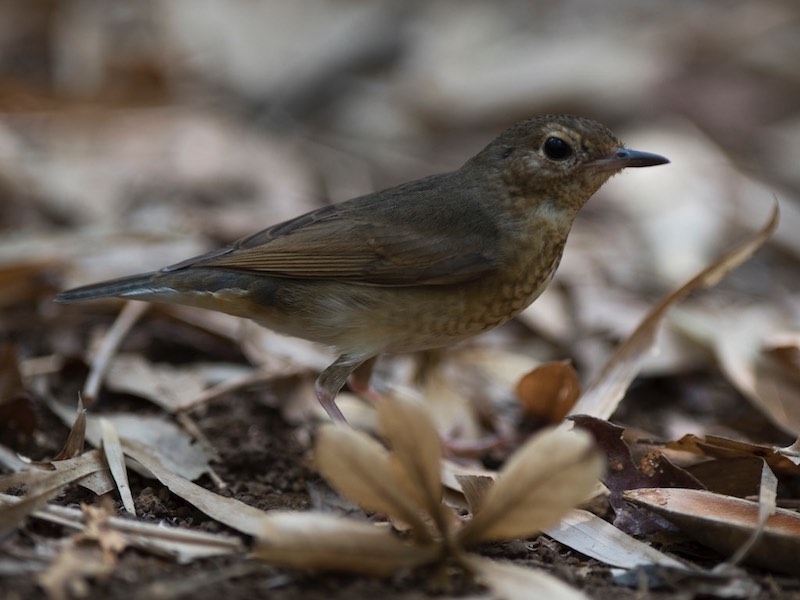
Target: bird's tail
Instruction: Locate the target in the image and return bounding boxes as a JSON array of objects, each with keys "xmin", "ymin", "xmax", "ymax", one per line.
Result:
[{"xmin": 55, "ymin": 272, "xmax": 163, "ymax": 303}]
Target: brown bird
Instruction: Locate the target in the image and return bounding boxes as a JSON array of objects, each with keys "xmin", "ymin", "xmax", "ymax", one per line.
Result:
[{"xmin": 57, "ymin": 115, "xmax": 668, "ymax": 421}]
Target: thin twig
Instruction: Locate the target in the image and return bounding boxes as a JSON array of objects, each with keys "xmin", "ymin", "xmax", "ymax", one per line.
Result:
[{"xmin": 83, "ymin": 301, "xmax": 150, "ymax": 405}]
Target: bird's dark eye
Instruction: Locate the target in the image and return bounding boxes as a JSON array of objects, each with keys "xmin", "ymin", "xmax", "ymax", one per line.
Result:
[{"xmin": 543, "ymin": 136, "xmax": 573, "ymax": 161}]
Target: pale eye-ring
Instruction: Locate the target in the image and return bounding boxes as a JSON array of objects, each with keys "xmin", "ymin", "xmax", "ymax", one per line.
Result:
[{"xmin": 543, "ymin": 136, "xmax": 573, "ymax": 161}]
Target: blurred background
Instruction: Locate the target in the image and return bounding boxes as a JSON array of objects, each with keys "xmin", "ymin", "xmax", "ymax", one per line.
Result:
[{"xmin": 1, "ymin": 0, "xmax": 799, "ymax": 439}]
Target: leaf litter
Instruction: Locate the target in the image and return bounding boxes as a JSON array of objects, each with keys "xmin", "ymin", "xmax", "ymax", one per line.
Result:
[
  {"xmin": 2, "ymin": 3, "xmax": 800, "ymax": 598},
  {"xmin": 4, "ymin": 146, "xmax": 797, "ymax": 599}
]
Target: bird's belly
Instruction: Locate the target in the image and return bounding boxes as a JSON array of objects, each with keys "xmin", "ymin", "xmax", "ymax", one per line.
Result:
[{"xmin": 275, "ymin": 250, "xmax": 565, "ymax": 356}]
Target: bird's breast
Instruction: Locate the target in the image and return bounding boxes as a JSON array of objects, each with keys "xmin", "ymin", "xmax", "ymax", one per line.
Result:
[
  {"xmin": 465, "ymin": 225, "xmax": 566, "ymax": 329},
  {"xmin": 365, "ymin": 223, "xmax": 569, "ymax": 353}
]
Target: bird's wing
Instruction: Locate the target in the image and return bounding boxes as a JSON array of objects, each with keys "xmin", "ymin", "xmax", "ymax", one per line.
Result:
[{"xmin": 166, "ymin": 185, "xmax": 501, "ymax": 286}]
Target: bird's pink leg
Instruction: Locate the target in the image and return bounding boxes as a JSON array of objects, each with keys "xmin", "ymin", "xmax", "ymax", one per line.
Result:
[
  {"xmin": 313, "ymin": 379, "xmax": 347, "ymax": 422},
  {"xmin": 315, "ymin": 354, "xmax": 376, "ymax": 422}
]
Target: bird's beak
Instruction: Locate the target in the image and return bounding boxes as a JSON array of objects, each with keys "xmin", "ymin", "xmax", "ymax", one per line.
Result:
[{"xmin": 588, "ymin": 147, "xmax": 670, "ymax": 171}]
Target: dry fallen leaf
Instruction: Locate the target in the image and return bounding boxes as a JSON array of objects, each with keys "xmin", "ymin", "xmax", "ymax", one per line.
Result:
[
  {"xmin": 569, "ymin": 202, "xmax": 779, "ymax": 420},
  {"xmin": 314, "ymin": 423, "xmax": 434, "ymax": 542},
  {"xmin": 455, "ymin": 474, "xmax": 493, "ymax": 516},
  {"xmin": 668, "ymin": 433, "xmax": 800, "ymax": 471},
  {"xmin": 463, "ymin": 554, "xmax": 590, "ymax": 600},
  {"xmin": 516, "ymin": 361, "xmax": 581, "ymax": 427},
  {"xmin": 623, "ymin": 487, "xmax": 800, "ymax": 575},
  {"xmin": 254, "ymin": 511, "xmax": 437, "ymax": 575},
  {"xmin": 544, "ymin": 508, "xmax": 687, "ymax": 570},
  {"xmin": 46, "ymin": 397, "xmax": 214, "ymax": 481},
  {"xmin": 104, "ymin": 354, "xmax": 208, "ymax": 412},
  {"xmin": 670, "ymin": 305, "xmax": 800, "ymax": 436},
  {"xmin": 50, "ymin": 399, "xmax": 86, "ymax": 462},
  {"xmin": 122, "ymin": 440, "xmax": 267, "ymax": 537},
  {"xmin": 14, "ymin": 498, "xmax": 242, "ymax": 563},
  {"xmin": 378, "ymin": 394, "xmax": 448, "ymax": 534},
  {"xmin": 571, "ymin": 415, "xmax": 704, "ymax": 535},
  {"xmin": 263, "ymin": 396, "xmax": 603, "ymax": 597},
  {"xmin": 456, "ymin": 427, "xmax": 604, "ymax": 546},
  {"xmin": 0, "ymin": 450, "xmax": 109, "ymax": 534},
  {"xmin": 99, "ymin": 418, "xmax": 135, "ymax": 516},
  {"xmin": 725, "ymin": 460, "xmax": 778, "ymax": 569},
  {"xmin": 685, "ymin": 455, "xmax": 767, "ymax": 497}
]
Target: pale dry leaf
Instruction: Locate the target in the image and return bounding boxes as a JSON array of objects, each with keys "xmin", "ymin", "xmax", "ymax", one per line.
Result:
[
  {"xmin": 377, "ymin": 393, "xmax": 445, "ymax": 528},
  {"xmin": 569, "ymin": 202, "xmax": 779, "ymax": 420},
  {"xmin": 624, "ymin": 488, "xmax": 800, "ymax": 575},
  {"xmin": 39, "ymin": 451, "xmax": 109, "ymax": 497},
  {"xmin": 0, "ymin": 487, "xmax": 60, "ymax": 535},
  {"xmin": 0, "ymin": 451, "xmax": 108, "ymax": 534},
  {"xmin": 671, "ymin": 306, "xmax": 800, "ymax": 436},
  {"xmin": 51, "ymin": 451, "xmax": 115, "ymax": 499},
  {"xmin": 24, "ymin": 500, "xmax": 242, "ymax": 563},
  {"xmin": 544, "ymin": 508, "xmax": 687, "ymax": 570},
  {"xmin": 725, "ymin": 460, "xmax": 777, "ymax": 568},
  {"xmin": 123, "ymin": 440, "xmax": 266, "ymax": 536},
  {"xmin": 103, "ymin": 413, "xmax": 213, "ymax": 480},
  {"xmin": 82, "ymin": 301, "xmax": 149, "ymax": 404},
  {"xmin": 172, "ymin": 365, "xmax": 282, "ymax": 414},
  {"xmin": 46, "ymin": 397, "xmax": 213, "ymax": 481},
  {"xmin": 420, "ymin": 365, "xmax": 483, "ymax": 444},
  {"xmin": 456, "ymin": 427, "xmax": 604, "ymax": 546},
  {"xmin": 314, "ymin": 424, "xmax": 432, "ymax": 541},
  {"xmin": 99, "ymin": 418, "xmax": 135, "ymax": 516},
  {"xmin": 725, "ymin": 170, "xmax": 800, "ymax": 260},
  {"xmin": 104, "ymin": 353, "xmax": 208, "ymax": 412},
  {"xmin": 70, "ymin": 470, "xmax": 116, "ymax": 498},
  {"xmin": 464, "ymin": 554, "xmax": 589, "ymax": 600},
  {"xmin": 51, "ymin": 399, "xmax": 86, "ymax": 461},
  {"xmin": 784, "ymin": 438, "xmax": 800, "ymax": 462},
  {"xmin": 440, "ymin": 458, "xmax": 497, "ymax": 500},
  {"xmin": 421, "ymin": 346, "xmax": 537, "ymax": 445},
  {"xmin": 253, "ymin": 511, "xmax": 437, "ymax": 575},
  {"xmin": 455, "ymin": 474, "xmax": 493, "ymax": 516}
]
